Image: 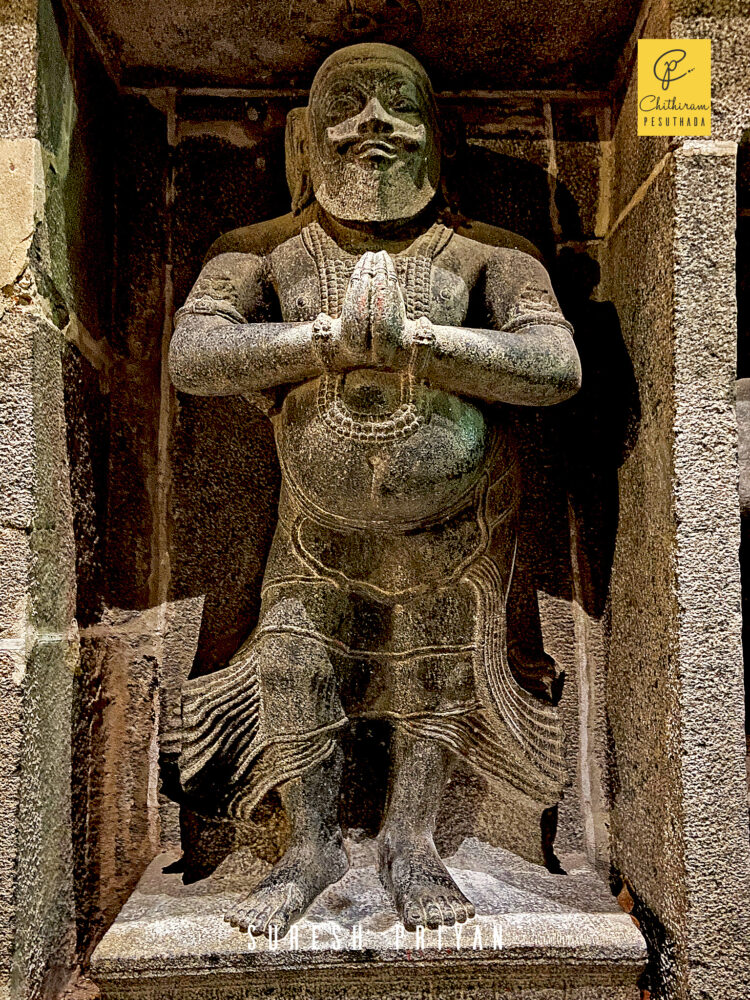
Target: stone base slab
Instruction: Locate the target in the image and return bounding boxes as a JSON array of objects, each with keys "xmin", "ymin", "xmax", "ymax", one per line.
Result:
[{"xmin": 90, "ymin": 838, "xmax": 646, "ymax": 999}]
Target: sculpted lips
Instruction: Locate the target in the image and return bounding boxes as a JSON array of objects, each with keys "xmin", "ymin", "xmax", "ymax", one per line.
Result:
[{"xmin": 355, "ymin": 138, "xmax": 398, "ymax": 161}]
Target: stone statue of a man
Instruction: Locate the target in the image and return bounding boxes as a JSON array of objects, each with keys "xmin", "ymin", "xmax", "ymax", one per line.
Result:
[{"xmin": 168, "ymin": 43, "xmax": 581, "ymax": 939}]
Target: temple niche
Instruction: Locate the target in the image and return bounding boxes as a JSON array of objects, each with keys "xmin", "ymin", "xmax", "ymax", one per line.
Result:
[{"xmin": 1, "ymin": 1, "xmax": 749, "ymax": 1000}]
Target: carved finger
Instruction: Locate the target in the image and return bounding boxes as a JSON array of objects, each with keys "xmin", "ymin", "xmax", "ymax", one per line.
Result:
[
  {"xmin": 340, "ymin": 252, "xmax": 377, "ymax": 362},
  {"xmin": 368, "ymin": 250, "xmax": 406, "ymax": 367}
]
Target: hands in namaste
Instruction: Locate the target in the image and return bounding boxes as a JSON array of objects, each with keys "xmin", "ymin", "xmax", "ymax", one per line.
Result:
[{"xmin": 312, "ymin": 251, "xmax": 432, "ymax": 373}]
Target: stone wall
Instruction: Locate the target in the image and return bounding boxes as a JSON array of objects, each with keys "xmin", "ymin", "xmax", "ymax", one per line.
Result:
[
  {"xmin": 1, "ymin": 0, "xmax": 78, "ymax": 996},
  {"xmin": 5, "ymin": 1, "xmax": 750, "ymax": 998},
  {"xmin": 599, "ymin": 1, "xmax": 750, "ymax": 996}
]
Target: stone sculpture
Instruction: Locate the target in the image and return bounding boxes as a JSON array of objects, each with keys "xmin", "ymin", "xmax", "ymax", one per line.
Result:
[{"xmin": 168, "ymin": 43, "xmax": 581, "ymax": 939}]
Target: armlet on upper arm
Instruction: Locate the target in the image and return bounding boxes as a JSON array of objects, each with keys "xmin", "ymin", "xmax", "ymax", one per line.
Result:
[
  {"xmin": 174, "ymin": 252, "xmax": 273, "ymax": 326},
  {"xmin": 486, "ymin": 249, "xmax": 573, "ymax": 335}
]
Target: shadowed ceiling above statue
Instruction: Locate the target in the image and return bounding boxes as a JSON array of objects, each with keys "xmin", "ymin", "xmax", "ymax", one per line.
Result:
[{"xmin": 67, "ymin": 0, "xmax": 641, "ymax": 90}]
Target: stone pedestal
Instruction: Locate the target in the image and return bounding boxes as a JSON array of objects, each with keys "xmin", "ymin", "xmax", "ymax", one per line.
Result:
[{"xmin": 90, "ymin": 840, "xmax": 645, "ymax": 1000}]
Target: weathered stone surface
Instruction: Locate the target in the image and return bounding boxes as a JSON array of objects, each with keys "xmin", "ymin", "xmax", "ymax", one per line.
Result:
[
  {"xmin": 62, "ymin": 343, "xmax": 109, "ymax": 628},
  {"xmin": 672, "ymin": 14, "xmax": 750, "ymax": 142},
  {"xmin": 13, "ymin": 637, "xmax": 77, "ymax": 1000},
  {"xmin": 601, "ymin": 124, "xmax": 750, "ymax": 996},
  {"xmin": 0, "ymin": 0, "xmax": 37, "ymax": 140},
  {"xmin": 74, "ymin": 611, "xmax": 161, "ymax": 959},
  {"xmin": 0, "ymin": 646, "xmax": 24, "ymax": 984},
  {"xmin": 602, "ymin": 153, "xmax": 686, "ymax": 995},
  {"xmin": 0, "ymin": 138, "xmax": 44, "ymax": 289},
  {"xmin": 90, "ymin": 840, "xmax": 645, "ymax": 1000},
  {"xmin": 738, "ymin": 379, "xmax": 750, "ymax": 516},
  {"xmin": 554, "ymin": 142, "xmax": 605, "ymax": 241},
  {"xmin": 669, "ymin": 140, "xmax": 750, "ymax": 996},
  {"xmin": 608, "ymin": 0, "xmax": 672, "ymax": 227},
  {"xmin": 167, "ymin": 43, "xmax": 585, "ymax": 943},
  {"xmin": 67, "ymin": 0, "xmax": 641, "ymax": 91}
]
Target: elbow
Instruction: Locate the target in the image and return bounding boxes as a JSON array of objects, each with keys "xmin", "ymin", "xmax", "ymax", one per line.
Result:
[
  {"xmin": 168, "ymin": 324, "xmax": 210, "ymax": 394},
  {"xmin": 556, "ymin": 350, "xmax": 582, "ymax": 402},
  {"xmin": 167, "ymin": 329, "xmax": 193, "ymax": 393},
  {"xmin": 539, "ymin": 331, "xmax": 581, "ymax": 405}
]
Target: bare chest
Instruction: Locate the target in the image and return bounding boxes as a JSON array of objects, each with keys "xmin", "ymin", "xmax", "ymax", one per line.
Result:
[{"xmin": 270, "ymin": 223, "xmax": 470, "ymax": 326}]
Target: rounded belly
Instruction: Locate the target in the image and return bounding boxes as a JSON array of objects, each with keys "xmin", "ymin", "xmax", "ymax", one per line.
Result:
[{"xmin": 275, "ymin": 370, "xmax": 499, "ymax": 529}]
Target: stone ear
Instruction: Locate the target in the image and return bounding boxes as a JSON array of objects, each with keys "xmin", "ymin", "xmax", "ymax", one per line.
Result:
[{"xmin": 285, "ymin": 106, "xmax": 314, "ymax": 215}]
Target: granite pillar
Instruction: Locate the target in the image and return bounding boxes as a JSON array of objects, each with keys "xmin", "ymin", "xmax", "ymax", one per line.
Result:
[{"xmin": 599, "ymin": 6, "xmax": 750, "ymax": 994}]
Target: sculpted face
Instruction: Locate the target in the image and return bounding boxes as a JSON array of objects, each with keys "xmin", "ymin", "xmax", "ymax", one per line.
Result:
[{"xmin": 307, "ymin": 45, "xmax": 441, "ymax": 223}]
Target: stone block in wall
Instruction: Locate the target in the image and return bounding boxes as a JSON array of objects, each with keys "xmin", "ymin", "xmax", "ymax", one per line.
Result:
[
  {"xmin": 62, "ymin": 343, "xmax": 110, "ymax": 628},
  {"xmin": 554, "ymin": 142, "xmax": 606, "ymax": 241},
  {"xmin": 74, "ymin": 611, "xmax": 160, "ymax": 958},
  {"xmin": 0, "ymin": 137, "xmax": 44, "ymax": 289},
  {"xmin": 104, "ymin": 370, "xmax": 159, "ymax": 612},
  {"xmin": 609, "ymin": 0, "xmax": 672, "ymax": 228},
  {"xmin": 672, "ymin": 12, "xmax": 750, "ymax": 142},
  {"xmin": 172, "ymin": 133, "xmax": 290, "ymax": 304},
  {"xmin": 13, "ymin": 636, "xmax": 77, "ymax": 1000},
  {"xmin": 668, "ymin": 140, "xmax": 750, "ymax": 996},
  {"xmin": 461, "ymin": 137, "xmax": 556, "ymax": 258},
  {"xmin": 0, "ymin": 645, "xmax": 24, "ymax": 981},
  {"xmin": 0, "ymin": 297, "xmax": 78, "ymax": 1000},
  {"xmin": 0, "ymin": 0, "xmax": 37, "ymax": 141}
]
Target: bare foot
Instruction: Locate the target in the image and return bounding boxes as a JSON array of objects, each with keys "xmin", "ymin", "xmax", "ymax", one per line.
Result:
[
  {"xmin": 225, "ymin": 835, "xmax": 349, "ymax": 938},
  {"xmin": 377, "ymin": 832, "xmax": 475, "ymax": 931}
]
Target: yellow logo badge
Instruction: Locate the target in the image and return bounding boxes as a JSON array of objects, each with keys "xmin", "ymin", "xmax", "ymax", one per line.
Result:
[{"xmin": 637, "ymin": 39, "xmax": 711, "ymax": 136}]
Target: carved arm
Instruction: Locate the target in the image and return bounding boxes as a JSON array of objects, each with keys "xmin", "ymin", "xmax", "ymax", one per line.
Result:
[
  {"xmin": 415, "ymin": 320, "xmax": 581, "ymax": 407},
  {"xmin": 415, "ymin": 247, "xmax": 580, "ymax": 406},
  {"xmin": 168, "ymin": 251, "xmax": 371, "ymax": 396},
  {"xmin": 362, "ymin": 247, "xmax": 581, "ymax": 407},
  {"xmin": 169, "ymin": 313, "xmax": 326, "ymax": 396}
]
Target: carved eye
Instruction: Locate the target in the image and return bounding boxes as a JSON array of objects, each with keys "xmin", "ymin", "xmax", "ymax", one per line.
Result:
[
  {"xmin": 327, "ymin": 94, "xmax": 363, "ymax": 121},
  {"xmin": 390, "ymin": 96, "xmax": 418, "ymax": 114}
]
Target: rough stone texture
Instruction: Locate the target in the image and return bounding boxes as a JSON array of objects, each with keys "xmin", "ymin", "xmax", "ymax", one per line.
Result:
[
  {"xmin": 0, "ymin": 0, "xmax": 37, "ymax": 140},
  {"xmin": 672, "ymin": 14, "xmax": 750, "ymax": 142},
  {"xmin": 554, "ymin": 142, "xmax": 605, "ymax": 242},
  {"xmin": 63, "ymin": 344, "xmax": 109, "ymax": 630},
  {"xmin": 67, "ymin": 0, "xmax": 641, "ymax": 91},
  {"xmin": 90, "ymin": 840, "xmax": 645, "ymax": 1000},
  {"xmin": 74, "ymin": 612, "xmax": 160, "ymax": 959},
  {"xmin": 601, "ymin": 91, "xmax": 750, "ymax": 996},
  {"xmin": 0, "ymin": 299, "xmax": 78, "ymax": 999},
  {"xmin": 670, "ymin": 140, "xmax": 750, "ymax": 996},
  {"xmin": 609, "ymin": 0, "xmax": 672, "ymax": 227},
  {"xmin": 738, "ymin": 379, "xmax": 750, "ymax": 516},
  {"xmin": 0, "ymin": 139, "xmax": 44, "ymax": 290}
]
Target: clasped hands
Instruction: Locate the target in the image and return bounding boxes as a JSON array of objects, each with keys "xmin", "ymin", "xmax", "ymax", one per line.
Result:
[{"xmin": 311, "ymin": 251, "xmax": 434, "ymax": 374}]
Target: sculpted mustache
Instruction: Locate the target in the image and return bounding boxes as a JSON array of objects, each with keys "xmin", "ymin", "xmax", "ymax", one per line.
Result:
[{"xmin": 330, "ymin": 126, "xmax": 425, "ymax": 154}]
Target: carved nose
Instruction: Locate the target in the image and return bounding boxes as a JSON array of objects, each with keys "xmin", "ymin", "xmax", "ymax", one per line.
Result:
[{"xmin": 356, "ymin": 97, "xmax": 396, "ymax": 134}]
